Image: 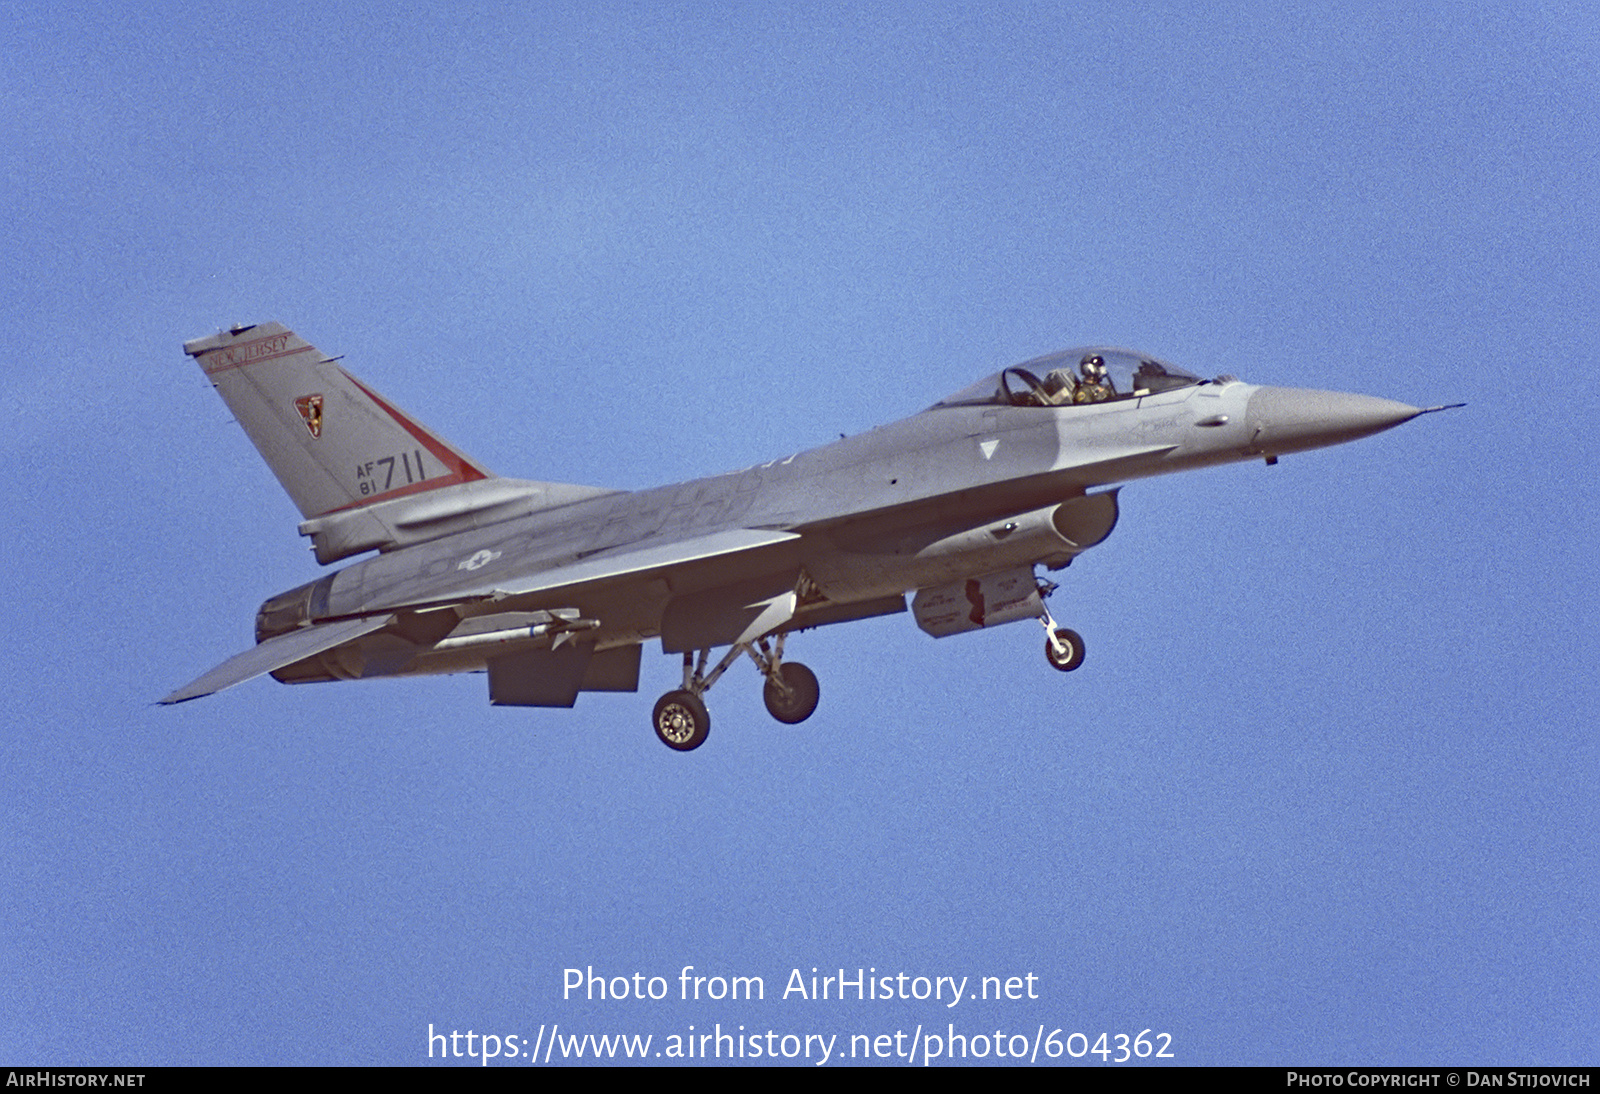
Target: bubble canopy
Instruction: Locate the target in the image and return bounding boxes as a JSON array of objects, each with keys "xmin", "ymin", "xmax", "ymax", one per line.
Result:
[{"xmin": 930, "ymin": 348, "xmax": 1204, "ymax": 410}]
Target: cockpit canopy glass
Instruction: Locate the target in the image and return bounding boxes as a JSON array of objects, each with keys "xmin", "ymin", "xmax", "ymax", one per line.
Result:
[{"xmin": 930, "ymin": 348, "xmax": 1202, "ymax": 410}]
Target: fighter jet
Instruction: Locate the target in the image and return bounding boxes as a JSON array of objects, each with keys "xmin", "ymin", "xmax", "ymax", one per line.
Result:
[{"xmin": 163, "ymin": 323, "xmax": 1455, "ymax": 750}]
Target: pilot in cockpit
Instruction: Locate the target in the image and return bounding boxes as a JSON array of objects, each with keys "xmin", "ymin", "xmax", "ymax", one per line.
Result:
[{"xmin": 1073, "ymin": 353, "xmax": 1114, "ymax": 404}]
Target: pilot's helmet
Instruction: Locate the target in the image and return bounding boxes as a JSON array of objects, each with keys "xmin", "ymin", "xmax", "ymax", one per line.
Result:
[{"xmin": 1080, "ymin": 354, "xmax": 1107, "ymax": 382}]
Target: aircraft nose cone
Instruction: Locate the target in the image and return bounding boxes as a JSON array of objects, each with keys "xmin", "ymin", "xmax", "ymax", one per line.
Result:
[{"xmin": 1245, "ymin": 386, "xmax": 1422, "ymax": 456}]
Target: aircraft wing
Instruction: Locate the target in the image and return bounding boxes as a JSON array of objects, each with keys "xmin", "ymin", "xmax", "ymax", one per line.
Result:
[
  {"xmin": 160, "ymin": 614, "xmax": 396, "ymax": 704},
  {"xmin": 484, "ymin": 527, "xmax": 802, "ymax": 599},
  {"xmin": 365, "ymin": 526, "xmax": 805, "ymax": 611}
]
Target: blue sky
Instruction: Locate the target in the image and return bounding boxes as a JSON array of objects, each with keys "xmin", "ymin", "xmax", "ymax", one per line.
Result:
[{"xmin": 4, "ymin": 1, "xmax": 1595, "ymax": 1066}]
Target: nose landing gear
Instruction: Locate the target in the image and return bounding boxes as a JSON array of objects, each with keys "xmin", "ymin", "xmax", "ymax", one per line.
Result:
[
  {"xmin": 1044, "ymin": 626, "xmax": 1086, "ymax": 672},
  {"xmin": 1038, "ymin": 584, "xmax": 1086, "ymax": 672}
]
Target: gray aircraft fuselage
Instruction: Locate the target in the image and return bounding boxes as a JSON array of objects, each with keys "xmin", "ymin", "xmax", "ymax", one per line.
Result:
[
  {"xmin": 287, "ymin": 371, "xmax": 1418, "ymax": 669},
  {"xmin": 166, "ymin": 326, "xmax": 1448, "ymax": 749}
]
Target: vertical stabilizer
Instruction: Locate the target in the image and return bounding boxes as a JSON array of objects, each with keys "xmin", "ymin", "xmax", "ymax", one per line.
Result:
[{"xmin": 184, "ymin": 322, "xmax": 492, "ymax": 520}]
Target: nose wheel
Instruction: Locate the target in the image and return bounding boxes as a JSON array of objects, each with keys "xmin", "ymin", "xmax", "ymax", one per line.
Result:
[
  {"xmin": 1044, "ymin": 627, "xmax": 1086, "ymax": 672},
  {"xmin": 1037, "ymin": 586, "xmax": 1086, "ymax": 672}
]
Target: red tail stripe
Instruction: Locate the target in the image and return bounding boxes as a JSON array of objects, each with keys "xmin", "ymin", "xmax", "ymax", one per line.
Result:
[{"xmin": 342, "ymin": 369, "xmax": 490, "ymax": 483}]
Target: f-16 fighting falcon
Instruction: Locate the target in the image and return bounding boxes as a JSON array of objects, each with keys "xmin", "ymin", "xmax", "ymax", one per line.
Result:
[{"xmin": 163, "ymin": 323, "xmax": 1456, "ymax": 751}]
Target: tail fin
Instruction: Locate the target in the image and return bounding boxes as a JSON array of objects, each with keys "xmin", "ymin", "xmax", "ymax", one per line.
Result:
[
  {"xmin": 184, "ymin": 322, "xmax": 491, "ymax": 519},
  {"xmin": 185, "ymin": 323, "xmax": 616, "ymax": 563}
]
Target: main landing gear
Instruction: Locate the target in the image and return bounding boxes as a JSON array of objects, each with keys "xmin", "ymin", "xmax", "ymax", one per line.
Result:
[
  {"xmin": 651, "ymin": 633, "xmax": 820, "ymax": 751},
  {"xmin": 652, "ymin": 690, "xmax": 711, "ymax": 752}
]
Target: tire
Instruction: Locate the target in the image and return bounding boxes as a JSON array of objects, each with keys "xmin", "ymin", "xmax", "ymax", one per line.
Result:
[
  {"xmin": 653, "ymin": 690, "xmax": 710, "ymax": 751},
  {"xmin": 762, "ymin": 662, "xmax": 820, "ymax": 724},
  {"xmin": 1045, "ymin": 628, "xmax": 1086, "ymax": 672}
]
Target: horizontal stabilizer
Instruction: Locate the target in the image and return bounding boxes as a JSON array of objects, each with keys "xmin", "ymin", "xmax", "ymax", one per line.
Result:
[{"xmin": 160, "ymin": 615, "xmax": 395, "ymax": 704}]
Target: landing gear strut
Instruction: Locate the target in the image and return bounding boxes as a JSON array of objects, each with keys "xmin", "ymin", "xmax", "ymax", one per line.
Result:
[
  {"xmin": 651, "ymin": 633, "xmax": 819, "ymax": 751},
  {"xmin": 1037, "ymin": 583, "xmax": 1086, "ymax": 672}
]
